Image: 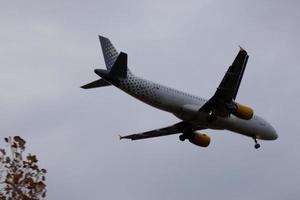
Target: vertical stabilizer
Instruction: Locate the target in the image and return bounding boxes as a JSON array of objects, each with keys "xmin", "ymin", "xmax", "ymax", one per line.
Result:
[
  {"xmin": 99, "ymin": 35, "xmax": 119, "ymax": 71},
  {"xmin": 110, "ymin": 52, "xmax": 128, "ymax": 78}
]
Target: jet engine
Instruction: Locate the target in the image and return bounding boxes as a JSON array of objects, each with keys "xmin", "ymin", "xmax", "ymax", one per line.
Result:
[
  {"xmin": 231, "ymin": 102, "xmax": 254, "ymax": 120},
  {"xmin": 188, "ymin": 132, "xmax": 211, "ymax": 147}
]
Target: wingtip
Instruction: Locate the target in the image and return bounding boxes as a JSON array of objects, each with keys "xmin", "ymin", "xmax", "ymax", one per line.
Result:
[
  {"xmin": 80, "ymin": 84, "xmax": 87, "ymax": 89},
  {"xmin": 80, "ymin": 84, "xmax": 89, "ymax": 89},
  {"xmin": 98, "ymin": 35, "xmax": 108, "ymax": 41},
  {"xmin": 118, "ymin": 134, "xmax": 123, "ymax": 140},
  {"xmin": 238, "ymin": 45, "xmax": 246, "ymax": 52}
]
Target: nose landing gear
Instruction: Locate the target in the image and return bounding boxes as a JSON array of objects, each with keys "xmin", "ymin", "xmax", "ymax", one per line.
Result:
[
  {"xmin": 254, "ymin": 143, "xmax": 260, "ymax": 149},
  {"xmin": 253, "ymin": 135, "xmax": 260, "ymax": 149}
]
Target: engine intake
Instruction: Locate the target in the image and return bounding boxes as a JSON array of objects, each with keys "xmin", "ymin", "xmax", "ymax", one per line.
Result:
[
  {"xmin": 232, "ymin": 102, "xmax": 254, "ymax": 120},
  {"xmin": 188, "ymin": 132, "xmax": 211, "ymax": 147}
]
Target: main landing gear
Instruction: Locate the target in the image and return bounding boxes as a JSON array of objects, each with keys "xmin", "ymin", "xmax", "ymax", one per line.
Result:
[
  {"xmin": 179, "ymin": 134, "xmax": 186, "ymax": 141},
  {"xmin": 252, "ymin": 135, "xmax": 260, "ymax": 149},
  {"xmin": 179, "ymin": 129, "xmax": 192, "ymax": 141}
]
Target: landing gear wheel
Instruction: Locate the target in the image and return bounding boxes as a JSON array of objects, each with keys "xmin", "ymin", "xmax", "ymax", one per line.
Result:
[
  {"xmin": 254, "ymin": 143, "xmax": 260, "ymax": 149},
  {"xmin": 252, "ymin": 135, "xmax": 261, "ymax": 149},
  {"xmin": 179, "ymin": 134, "xmax": 186, "ymax": 141}
]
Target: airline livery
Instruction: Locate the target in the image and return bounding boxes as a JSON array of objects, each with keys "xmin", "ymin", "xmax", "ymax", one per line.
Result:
[{"xmin": 82, "ymin": 36, "xmax": 278, "ymax": 149}]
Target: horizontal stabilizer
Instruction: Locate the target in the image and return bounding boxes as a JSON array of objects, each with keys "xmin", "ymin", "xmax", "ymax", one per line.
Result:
[{"xmin": 81, "ymin": 79, "xmax": 111, "ymax": 89}]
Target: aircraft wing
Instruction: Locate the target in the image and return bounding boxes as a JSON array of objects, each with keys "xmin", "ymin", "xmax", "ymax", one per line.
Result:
[
  {"xmin": 214, "ymin": 47, "xmax": 249, "ymax": 101},
  {"xmin": 120, "ymin": 122, "xmax": 191, "ymax": 140},
  {"xmin": 200, "ymin": 48, "xmax": 249, "ymax": 117}
]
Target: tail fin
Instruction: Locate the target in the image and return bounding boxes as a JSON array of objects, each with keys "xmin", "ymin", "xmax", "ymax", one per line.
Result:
[
  {"xmin": 99, "ymin": 35, "xmax": 119, "ymax": 71},
  {"xmin": 110, "ymin": 52, "xmax": 128, "ymax": 78},
  {"xmin": 81, "ymin": 36, "xmax": 129, "ymax": 89}
]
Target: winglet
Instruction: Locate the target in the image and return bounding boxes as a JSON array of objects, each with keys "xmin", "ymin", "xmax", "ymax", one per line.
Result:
[{"xmin": 239, "ymin": 45, "xmax": 246, "ymax": 52}]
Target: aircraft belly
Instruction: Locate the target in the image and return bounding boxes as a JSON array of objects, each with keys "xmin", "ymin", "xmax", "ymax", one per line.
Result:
[{"xmin": 215, "ymin": 116, "xmax": 262, "ymax": 138}]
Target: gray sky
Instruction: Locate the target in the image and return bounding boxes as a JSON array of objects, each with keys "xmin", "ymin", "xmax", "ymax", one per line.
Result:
[{"xmin": 1, "ymin": 0, "xmax": 300, "ymax": 199}]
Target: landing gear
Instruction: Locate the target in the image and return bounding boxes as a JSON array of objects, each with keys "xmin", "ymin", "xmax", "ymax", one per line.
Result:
[
  {"xmin": 252, "ymin": 135, "xmax": 260, "ymax": 149},
  {"xmin": 254, "ymin": 143, "xmax": 261, "ymax": 149},
  {"xmin": 179, "ymin": 134, "xmax": 186, "ymax": 141}
]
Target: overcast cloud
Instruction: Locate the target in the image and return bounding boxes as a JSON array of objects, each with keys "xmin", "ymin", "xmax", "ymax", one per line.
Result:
[{"xmin": 0, "ymin": 0, "xmax": 300, "ymax": 199}]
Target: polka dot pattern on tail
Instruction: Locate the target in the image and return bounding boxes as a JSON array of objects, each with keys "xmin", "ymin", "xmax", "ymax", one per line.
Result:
[{"xmin": 99, "ymin": 36, "xmax": 119, "ymax": 70}]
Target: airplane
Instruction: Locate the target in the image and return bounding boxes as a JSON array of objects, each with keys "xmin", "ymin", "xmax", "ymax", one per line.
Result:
[{"xmin": 81, "ymin": 35, "xmax": 278, "ymax": 149}]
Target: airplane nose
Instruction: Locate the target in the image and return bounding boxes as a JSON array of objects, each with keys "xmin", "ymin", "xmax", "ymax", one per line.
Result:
[
  {"xmin": 257, "ymin": 116, "xmax": 278, "ymax": 140},
  {"xmin": 268, "ymin": 125, "xmax": 278, "ymax": 140}
]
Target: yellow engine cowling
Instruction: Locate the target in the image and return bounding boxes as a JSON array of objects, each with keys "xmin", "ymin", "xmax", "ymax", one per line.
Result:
[
  {"xmin": 232, "ymin": 103, "xmax": 254, "ymax": 120},
  {"xmin": 188, "ymin": 132, "xmax": 211, "ymax": 147}
]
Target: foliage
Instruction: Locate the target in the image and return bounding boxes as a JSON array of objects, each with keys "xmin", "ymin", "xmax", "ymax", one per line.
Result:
[{"xmin": 0, "ymin": 136, "xmax": 47, "ymax": 200}]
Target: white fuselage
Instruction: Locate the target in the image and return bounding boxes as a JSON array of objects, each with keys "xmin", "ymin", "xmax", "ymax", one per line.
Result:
[{"xmin": 113, "ymin": 72, "xmax": 277, "ymax": 140}]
